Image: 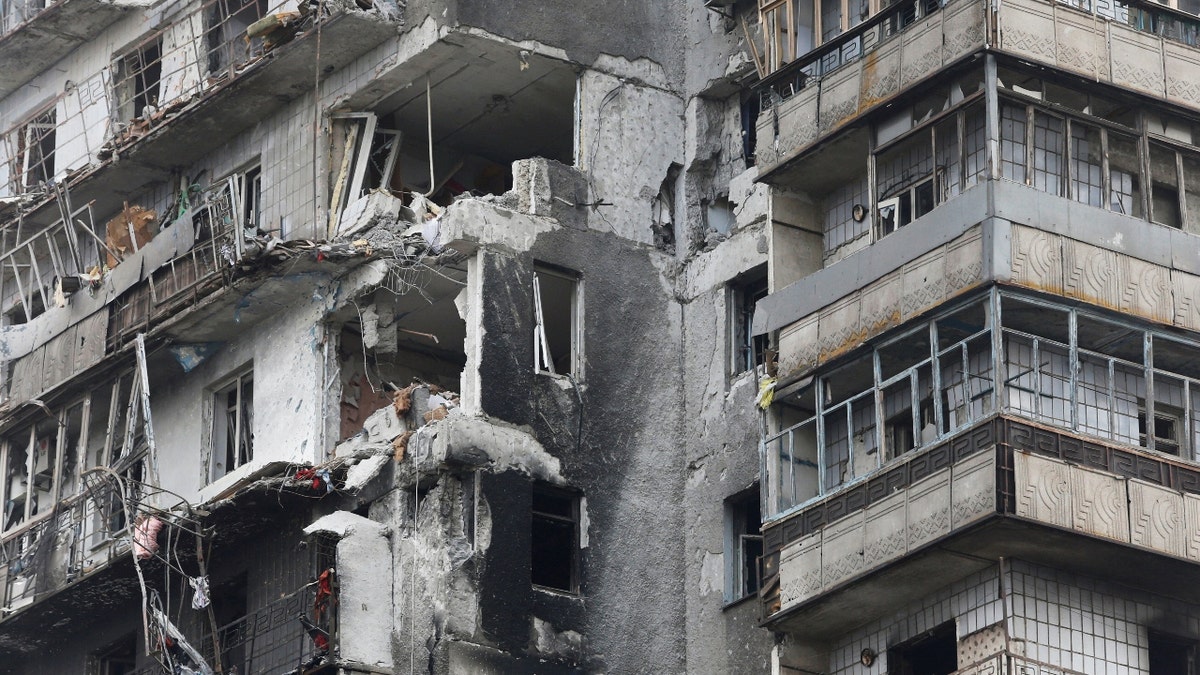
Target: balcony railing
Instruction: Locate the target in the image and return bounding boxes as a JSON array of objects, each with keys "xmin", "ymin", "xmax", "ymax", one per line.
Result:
[
  {"xmin": 0, "ymin": 0, "xmax": 344, "ymax": 204},
  {"xmin": 0, "ymin": 477, "xmax": 131, "ymax": 615},
  {"xmin": 0, "ymin": 0, "xmax": 59, "ymax": 36},
  {"xmin": 758, "ymin": 0, "xmax": 949, "ymax": 103},
  {"xmin": 0, "ymin": 198, "xmax": 100, "ymax": 324}
]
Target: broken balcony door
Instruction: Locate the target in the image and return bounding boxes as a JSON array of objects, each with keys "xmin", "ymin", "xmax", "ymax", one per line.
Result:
[{"xmin": 328, "ymin": 112, "xmax": 400, "ymax": 236}]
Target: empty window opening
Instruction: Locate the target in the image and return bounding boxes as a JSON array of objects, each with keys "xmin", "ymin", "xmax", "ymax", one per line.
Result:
[
  {"xmin": 724, "ymin": 487, "xmax": 763, "ymax": 603},
  {"xmin": 888, "ymin": 622, "xmax": 957, "ymax": 675},
  {"xmin": 1150, "ymin": 143, "xmax": 1183, "ymax": 228},
  {"xmin": 731, "ymin": 267, "xmax": 769, "ymax": 376},
  {"xmin": 531, "ymin": 485, "xmax": 579, "ymax": 594},
  {"xmin": 1149, "ymin": 631, "xmax": 1196, "ymax": 675},
  {"xmin": 211, "ymin": 370, "xmax": 253, "ymax": 481},
  {"xmin": 534, "ymin": 266, "xmax": 581, "ymax": 377},
  {"xmin": 11, "ymin": 107, "xmax": 56, "ymax": 191},
  {"xmin": 92, "ymin": 632, "xmax": 138, "ymax": 675},
  {"xmin": 115, "ymin": 40, "xmax": 163, "ymax": 123}
]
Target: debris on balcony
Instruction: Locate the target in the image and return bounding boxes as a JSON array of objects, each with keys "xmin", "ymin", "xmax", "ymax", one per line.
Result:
[
  {"xmin": 247, "ymin": 2, "xmax": 314, "ymax": 52},
  {"xmin": 104, "ymin": 203, "xmax": 158, "ymax": 268}
]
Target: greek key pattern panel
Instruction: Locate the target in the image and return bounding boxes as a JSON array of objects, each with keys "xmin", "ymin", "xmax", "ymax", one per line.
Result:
[{"xmin": 762, "ymin": 418, "xmax": 998, "ymax": 560}]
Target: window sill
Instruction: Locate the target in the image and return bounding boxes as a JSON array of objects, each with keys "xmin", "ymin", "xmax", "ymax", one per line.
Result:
[
  {"xmin": 533, "ymin": 584, "xmax": 583, "ymax": 600},
  {"xmin": 722, "ymin": 592, "xmax": 759, "ymax": 612}
]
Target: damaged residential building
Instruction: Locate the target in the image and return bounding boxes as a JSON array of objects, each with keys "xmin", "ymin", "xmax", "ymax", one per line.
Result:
[
  {"xmin": 751, "ymin": 0, "xmax": 1200, "ymax": 669},
  {"xmin": 0, "ymin": 0, "xmax": 780, "ymax": 672},
  {"xmin": 4, "ymin": 0, "xmax": 1200, "ymax": 673}
]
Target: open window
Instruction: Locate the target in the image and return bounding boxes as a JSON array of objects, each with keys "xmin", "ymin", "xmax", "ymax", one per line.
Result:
[
  {"xmin": 888, "ymin": 621, "xmax": 957, "ymax": 675},
  {"xmin": 730, "ymin": 266, "xmax": 769, "ymax": 376},
  {"xmin": 113, "ymin": 39, "xmax": 163, "ymax": 124},
  {"xmin": 211, "ymin": 370, "xmax": 253, "ymax": 481},
  {"xmin": 724, "ymin": 487, "xmax": 763, "ymax": 603},
  {"xmin": 534, "ymin": 265, "xmax": 581, "ymax": 378},
  {"xmin": 9, "ymin": 106, "xmax": 56, "ymax": 192},
  {"xmin": 531, "ymin": 484, "xmax": 580, "ymax": 594}
]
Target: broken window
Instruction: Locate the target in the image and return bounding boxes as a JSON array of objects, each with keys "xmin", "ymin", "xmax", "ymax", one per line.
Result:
[
  {"xmin": 205, "ymin": 0, "xmax": 269, "ymax": 75},
  {"xmin": 113, "ymin": 39, "xmax": 163, "ymax": 124},
  {"xmin": 531, "ymin": 484, "xmax": 579, "ymax": 594},
  {"xmin": 211, "ymin": 370, "xmax": 253, "ymax": 481},
  {"xmin": 724, "ymin": 487, "xmax": 763, "ymax": 603},
  {"xmin": 533, "ymin": 265, "xmax": 581, "ymax": 377},
  {"xmin": 823, "ymin": 172, "xmax": 869, "ymax": 254},
  {"xmin": 760, "ymin": 0, "xmax": 817, "ymax": 72},
  {"xmin": 241, "ymin": 164, "xmax": 262, "ymax": 231},
  {"xmin": 1107, "ymin": 132, "xmax": 1143, "ymax": 217},
  {"xmin": 888, "ymin": 622, "xmax": 958, "ymax": 675},
  {"xmin": 0, "ymin": 405, "xmax": 73, "ymax": 533},
  {"xmin": 730, "ymin": 266, "xmax": 769, "ymax": 376},
  {"xmin": 1150, "ymin": 631, "xmax": 1197, "ymax": 675},
  {"xmin": 876, "ymin": 131, "xmax": 935, "ymax": 235},
  {"xmin": 328, "ymin": 113, "xmax": 401, "ymax": 233},
  {"xmin": 765, "ymin": 386, "xmax": 819, "ymax": 514},
  {"xmin": 1150, "ymin": 142, "xmax": 1183, "ymax": 228},
  {"xmin": 8, "ymin": 106, "xmax": 56, "ymax": 192}
]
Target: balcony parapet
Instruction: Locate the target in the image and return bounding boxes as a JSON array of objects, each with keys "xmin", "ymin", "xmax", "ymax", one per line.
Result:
[
  {"xmin": 755, "ymin": 0, "xmax": 1200, "ymax": 180},
  {"xmin": 763, "ymin": 415, "xmax": 1200, "ymax": 633}
]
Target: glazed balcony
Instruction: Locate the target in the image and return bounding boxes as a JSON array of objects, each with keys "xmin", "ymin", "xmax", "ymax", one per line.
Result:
[
  {"xmin": 754, "ymin": 0, "xmax": 1200, "ymax": 180},
  {"xmin": 762, "ymin": 416, "xmax": 1200, "ymax": 636}
]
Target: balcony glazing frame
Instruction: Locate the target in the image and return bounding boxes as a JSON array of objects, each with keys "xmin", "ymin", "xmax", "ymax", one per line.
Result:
[{"xmin": 762, "ymin": 287, "xmax": 1200, "ymax": 520}]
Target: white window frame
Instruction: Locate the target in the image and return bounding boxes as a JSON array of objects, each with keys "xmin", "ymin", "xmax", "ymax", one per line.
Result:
[
  {"xmin": 533, "ymin": 265, "xmax": 583, "ymax": 379},
  {"xmin": 210, "ymin": 369, "xmax": 253, "ymax": 482}
]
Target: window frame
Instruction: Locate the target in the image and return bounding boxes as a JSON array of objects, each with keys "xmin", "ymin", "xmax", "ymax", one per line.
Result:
[
  {"xmin": 729, "ymin": 266, "xmax": 770, "ymax": 378},
  {"xmin": 724, "ymin": 486, "xmax": 764, "ymax": 604},
  {"xmin": 112, "ymin": 37, "xmax": 164, "ymax": 125},
  {"xmin": 210, "ymin": 368, "xmax": 254, "ymax": 483},
  {"xmin": 533, "ymin": 264, "xmax": 583, "ymax": 379}
]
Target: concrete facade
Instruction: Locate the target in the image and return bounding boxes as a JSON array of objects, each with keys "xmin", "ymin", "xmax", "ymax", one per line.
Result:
[{"xmin": 0, "ymin": 0, "xmax": 775, "ymax": 673}]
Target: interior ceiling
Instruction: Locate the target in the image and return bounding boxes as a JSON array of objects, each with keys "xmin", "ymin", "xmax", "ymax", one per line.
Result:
[
  {"xmin": 374, "ymin": 37, "xmax": 577, "ymax": 164},
  {"xmin": 389, "ymin": 264, "xmax": 468, "ymax": 355}
]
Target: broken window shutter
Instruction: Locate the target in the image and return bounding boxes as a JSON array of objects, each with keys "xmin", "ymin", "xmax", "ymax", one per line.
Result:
[{"xmin": 533, "ymin": 274, "xmax": 555, "ymax": 375}]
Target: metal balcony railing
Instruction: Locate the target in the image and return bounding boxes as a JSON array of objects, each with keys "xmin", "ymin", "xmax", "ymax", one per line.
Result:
[
  {"xmin": 0, "ymin": 0, "xmax": 60, "ymax": 37},
  {"xmin": 0, "ymin": 0, "xmax": 320, "ymax": 202},
  {"xmin": 0, "ymin": 476, "xmax": 132, "ymax": 615}
]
